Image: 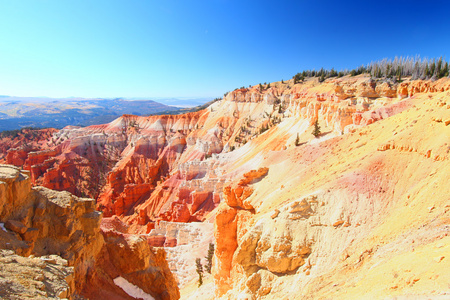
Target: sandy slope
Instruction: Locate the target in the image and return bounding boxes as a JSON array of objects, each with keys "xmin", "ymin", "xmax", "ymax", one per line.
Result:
[{"xmin": 183, "ymin": 87, "xmax": 450, "ymax": 299}]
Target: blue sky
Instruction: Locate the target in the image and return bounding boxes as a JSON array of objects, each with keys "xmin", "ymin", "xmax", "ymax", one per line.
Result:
[{"xmin": 0, "ymin": 0, "xmax": 449, "ymax": 99}]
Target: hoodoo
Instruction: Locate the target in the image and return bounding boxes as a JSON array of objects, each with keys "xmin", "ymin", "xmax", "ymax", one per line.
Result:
[{"xmin": 1, "ymin": 74, "xmax": 449, "ymax": 299}]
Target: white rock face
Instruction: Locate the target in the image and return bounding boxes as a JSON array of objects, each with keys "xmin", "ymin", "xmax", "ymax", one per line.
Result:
[
  {"xmin": 113, "ymin": 276, "xmax": 155, "ymax": 300},
  {"xmin": 149, "ymin": 221, "xmax": 214, "ymax": 288}
]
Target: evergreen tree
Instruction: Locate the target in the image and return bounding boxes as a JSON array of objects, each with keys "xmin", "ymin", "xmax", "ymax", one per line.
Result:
[
  {"xmin": 312, "ymin": 119, "xmax": 321, "ymax": 138},
  {"xmin": 412, "ymin": 62, "xmax": 420, "ymax": 80},
  {"xmin": 289, "ymin": 56, "xmax": 449, "ymax": 84},
  {"xmin": 196, "ymin": 258, "xmax": 203, "ymax": 287},
  {"xmin": 442, "ymin": 62, "xmax": 449, "ymax": 78},
  {"xmin": 396, "ymin": 66, "xmax": 402, "ymax": 82},
  {"xmin": 430, "ymin": 60, "xmax": 436, "ymax": 77},
  {"xmin": 376, "ymin": 68, "xmax": 382, "ymax": 78},
  {"xmin": 319, "ymin": 73, "xmax": 325, "ymax": 83},
  {"xmin": 205, "ymin": 243, "xmax": 214, "ymax": 273},
  {"xmin": 295, "ymin": 133, "xmax": 300, "ymax": 146},
  {"xmin": 435, "ymin": 57, "xmax": 442, "ymax": 77},
  {"xmin": 329, "ymin": 68, "xmax": 338, "ymax": 77}
]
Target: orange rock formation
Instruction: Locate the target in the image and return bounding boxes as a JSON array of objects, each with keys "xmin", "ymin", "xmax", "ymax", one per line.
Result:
[
  {"xmin": 1, "ymin": 76, "xmax": 450, "ymax": 299},
  {"xmin": 0, "ymin": 165, "xmax": 179, "ymax": 299}
]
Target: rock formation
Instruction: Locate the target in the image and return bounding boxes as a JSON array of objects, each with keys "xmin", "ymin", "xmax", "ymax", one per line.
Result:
[
  {"xmin": 0, "ymin": 165, "xmax": 179, "ymax": 299},
  {"xmin": 0, "ymin": 250, "xmax": 74, "ymax": 299},
  {"xmin": 1, "ymin": 75, "xmax": 450, "ymax": 299},
  {"xmin": 207, "ymin": 80, "xmax": 450, "ymax": 299},
  {"xmin": 3, "ymin": 78, "xmax": 450, "ymax": 230}
]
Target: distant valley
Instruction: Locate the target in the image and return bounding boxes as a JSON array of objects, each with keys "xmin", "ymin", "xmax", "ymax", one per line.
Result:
[{"xmin": 0, "ymin": 96, "xmax": 212, "ymax": 131}]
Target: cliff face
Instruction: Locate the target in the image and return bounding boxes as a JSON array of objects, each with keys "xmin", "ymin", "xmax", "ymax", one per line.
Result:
[
  {"xmin": 0, "ymin": 165, "xmax": 179, "ymax": 299},
  {"xmin": 207, "ymin": 83, "xmax": 450, "ymax": 299},
  {"xmin": 1, "ymin": 76, "xmax": 450, "ymax": 299},
  {"xmin": 6, "ymin": 77, "xmax": 450, "ymax": 230},
  {"xmin": 0, "ymin": 128, "xmax": 57, "ymax": 164}
]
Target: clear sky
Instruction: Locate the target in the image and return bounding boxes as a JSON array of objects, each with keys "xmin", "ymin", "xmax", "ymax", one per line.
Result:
[{"xmin": 0, "ymin": 0, "xmax": 449, "ymax": 99}]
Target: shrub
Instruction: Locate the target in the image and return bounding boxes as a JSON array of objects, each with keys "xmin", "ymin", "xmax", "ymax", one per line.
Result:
[
  {"xmin": 205, "ymin": 243, "xmax": 214, "ymax": 273},
  {"xmin": 196, "ymin": 258, "xmax": 203, "ymax": 287},
  {"xmin": 312, "ymin": 119, "xmax": 321, "ymax": 138}
]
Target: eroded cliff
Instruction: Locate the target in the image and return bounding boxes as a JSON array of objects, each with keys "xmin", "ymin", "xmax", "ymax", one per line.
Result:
[
  {"xmin": 200, "ymin": 81, "xmax": 450, "ymax": 299},
  {"xmin": 1, "ymin": 75, "xmax": 450, "ymax": 299},
  {"xmin": 0, "ymin": 165, "xmax": 179, "ymax": 299}
]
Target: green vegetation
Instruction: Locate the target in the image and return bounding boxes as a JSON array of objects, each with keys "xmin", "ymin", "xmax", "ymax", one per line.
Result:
[
  {"xmin": 312, "ymin": 119, "xmax": 321, "ymax": 138},
  {"xmin": 295, "ymin": 133, "xmax": 300, "ymax": 146},
  {"xmin": 259, "ymin": 124, "xmax": 269, "ymax": 134},
  {"xmin": 0, "ymin": 127, "xmax": 42, "ymax": 139},
  {"xmin": 205, "ymin": 243, "xmax": 214, "ymax": 273},
  {"xmin": 292, "ymin": 56, "xmax": 450, "ymax": 83},
  {"xmin": 196, "ymin": 258, "xmax": 203, "ymax": 287}
]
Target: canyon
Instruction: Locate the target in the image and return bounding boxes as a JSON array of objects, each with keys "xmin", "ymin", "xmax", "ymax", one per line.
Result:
[{"xmin": 0, "ymin": 75, "xmax": 449, "ymax": 299}]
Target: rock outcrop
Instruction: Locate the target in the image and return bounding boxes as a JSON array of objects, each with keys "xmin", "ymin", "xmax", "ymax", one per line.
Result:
[
  {"xmin": 207, "ymin": 84, "xmax": 450, "ymax": 299},
  {"xmin": 0, "ymin": 164, "xmax": 180, "ymax": 299},
  {"xmin": 148, "ymin": 220, "xmax": 215, "ymax": 287},
  {"xmin": 1, "ymin": 76, "xmax": 450, "ymax": 299},
  {"xmin": 0, "ymin": 250, "xmax": 74, "ymax": 299},
  {"xmin": 0, "ymin": 128, "xmax": 57, "ymax": 164},
  {"xmin": 3, "ymin": 77, "xmax": 450, "ymax": 233}
]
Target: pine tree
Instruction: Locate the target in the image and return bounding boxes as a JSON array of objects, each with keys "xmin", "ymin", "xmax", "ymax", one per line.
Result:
[
  {"xmin": 430, "ymin": 60, "xmax": 436, "ymax": 77},
  {"xmin": 319, "ymin": 73, "xmax": 325, "ymax": 83},
  {"xmin": 196, "ymin": 258, "xmax": 203, "ymax": 287},
  {"xmin": 376, "ymin": 68, "xmax": 382, "ymax": 78},
  {"xmin": 295, "ymin": 133, "xmax": 300, "ymax": 146},
  {"xmin": 412, "ymin": 62, "xmax": 420, "ymax": 80},
  {"xmin": 205, "ymin": 243, "xmax": 214, "ymax": 273},
  {"xmin": 312, "ymin": 119, "xmax": 321, "ymax": 138},
  {"xmin": 435, "ymin": 57, "xmax": 442, "ymax": 77},
  {"xmin": 440, "ymin": 62, "xmax": 448, "ymax": 78},
  {"xmin": 396, "ymin": 66, "xmax": 402, "ymax": 82},
  {"xmin": 424, "ymin": 64, "xmax": 430, "ymax": 78}
]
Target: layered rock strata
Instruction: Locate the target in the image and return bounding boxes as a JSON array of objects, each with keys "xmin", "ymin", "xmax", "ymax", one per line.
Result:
[
  {"xmin": 0, "ymin": 165, "xmax": 179, "ymax": 299},
  {"xmin": 207, "ymin": 87, "xmax": 450, "ymax": 299},
  {"xmin": 1, "ymin": 77, "xmax": 449, "ymax": 299}
]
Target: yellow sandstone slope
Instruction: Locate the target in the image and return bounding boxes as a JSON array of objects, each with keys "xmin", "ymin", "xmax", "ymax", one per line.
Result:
[{"xmin": 183, "ymin": 80, "xmax": 450, "ymax": 299}]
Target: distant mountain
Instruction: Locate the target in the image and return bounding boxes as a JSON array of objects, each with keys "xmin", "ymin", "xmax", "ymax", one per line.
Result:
[
  {"xmin": 144, "ymin": 97, "xmax": 214, "ymax": 107},
  {"xmin": 0, "ymin": 97, "xmax": 210, "ymax": 131}
]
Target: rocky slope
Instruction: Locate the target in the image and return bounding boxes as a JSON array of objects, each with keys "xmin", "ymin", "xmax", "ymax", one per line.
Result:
[
  {"xmin": 0, "ymin": 165, "xmax": 179, "ymax": 299},
  {"xmin": 200, "ymin": 79, "xmax": 450, "ymax": 299},
  {"xmin": 1, "ymin": 75, "xmax": 450, "ymax": 298},
  {"xmin": 0, "ymin": 128, "xmax": 57, "ymax": 163},
  {"xmin": 6, "ymin": 76, "xmax": 449, "ymax": 224}
]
